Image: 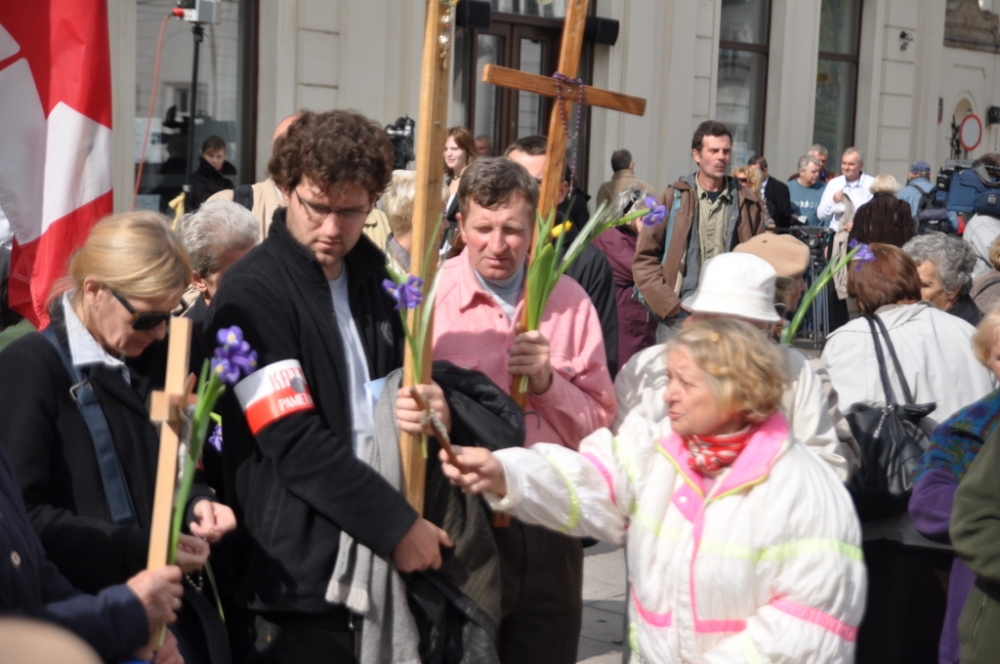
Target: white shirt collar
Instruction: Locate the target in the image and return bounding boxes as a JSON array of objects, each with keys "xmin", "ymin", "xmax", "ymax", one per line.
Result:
[{"xmin": 62, "ymin": 292, "xmax": 130, "ymax": 379}]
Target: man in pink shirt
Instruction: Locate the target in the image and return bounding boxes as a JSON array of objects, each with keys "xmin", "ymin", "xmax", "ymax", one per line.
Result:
[{"xmin": 432, "ymin": 157, "xmax": 615, "ymax": 664}]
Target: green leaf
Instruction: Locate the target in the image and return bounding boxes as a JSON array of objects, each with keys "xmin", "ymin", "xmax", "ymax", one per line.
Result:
[{"xmin": 528, "ymin": 243, "xmax": 556, "ymax": 329}]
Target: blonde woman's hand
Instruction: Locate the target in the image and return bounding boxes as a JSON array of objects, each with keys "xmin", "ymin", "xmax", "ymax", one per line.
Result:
[{"xmin": 440, "ymin": 445, "xmax": 507, "ymax": 497}]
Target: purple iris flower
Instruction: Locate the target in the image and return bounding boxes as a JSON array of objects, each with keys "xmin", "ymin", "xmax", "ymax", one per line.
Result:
[
  {"xmin": 640, "ymin": 196, "xmax": 667, "ymax": 227},
  {"xmin": 211, "ymin": 326, "xmax": 258, "ymax": 385},
  {"xmin": 383, "ymin": 275, "xmax": 424, "ymax": 310},
  {"xmin": 848, "ymin": 239, "xmax": 876, "ymax": 269},
  {"xmin": 208, "ymin": 424, "xmax": 223, "ymax": 453}
]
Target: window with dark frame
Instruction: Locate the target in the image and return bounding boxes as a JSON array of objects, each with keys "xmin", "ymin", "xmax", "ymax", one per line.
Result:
[
  {"xmin": 717, "ymin": 0, "xmax": 771, "ymax": 168},
  {"xmin": 813, "ymin": 0, "xmax": 862, "ymax": 165},
  {"xmin": 456, "ymin": 2, "xmax": 596, "ymax": 190}
]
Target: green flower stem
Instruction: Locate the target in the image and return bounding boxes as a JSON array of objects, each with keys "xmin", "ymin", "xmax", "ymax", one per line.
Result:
[
  {"xmin": 782, "ymin": 245, "xmax": 861, "ymax": 344},
  {"xmin": 203, "ymin": 559, "xmax": 225, "ymax": 622},
  {"xmin": 167, "ymin": 363, "xmax": 225, "ymax": 565}
]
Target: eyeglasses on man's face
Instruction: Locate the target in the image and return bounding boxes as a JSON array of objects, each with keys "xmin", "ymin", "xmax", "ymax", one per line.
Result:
[{"xmin": 294, "ymin": 189, "xmax": 369, "ymax": 225}]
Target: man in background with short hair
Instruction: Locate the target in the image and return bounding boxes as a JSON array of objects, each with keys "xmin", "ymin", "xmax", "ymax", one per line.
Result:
[
  {"xmin": 816, "ymin": 147, "xmax": 874, "ymax": 231},
  {"xmin": 474, "ymin": 134, "xmax": 494, "ymax": 157},
  {"xmin": 749, "ymin": 154, "xmax": 792, "ymax": 228},
  {"xmin": 633, "ymin": 120, "xmax": 767, "ymax": 341},
  {"xmin": 595, "ymin": 148, "xmax": 653, "ymax": 208},
  {"xmin": 787, "ymin": 155, "xmax": 826, "ymax": 226}
]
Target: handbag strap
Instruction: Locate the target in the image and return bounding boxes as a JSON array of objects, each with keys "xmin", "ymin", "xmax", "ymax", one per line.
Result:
[
  {"xmin": 41, "ymin": 327, "xmax": 138, "ymax": 526},
  {"xmin": 870, "ymin": 314, "xmax": 917, "ymax": 405},
  {"xmin": 864, "ymin": 315, "xmax": 898, "ymax": 406}
]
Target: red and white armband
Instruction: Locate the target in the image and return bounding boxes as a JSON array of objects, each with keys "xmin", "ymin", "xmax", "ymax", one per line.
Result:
[{"xmin": 234, "ymin": 359, "xmax": 315, "ymax": 434}]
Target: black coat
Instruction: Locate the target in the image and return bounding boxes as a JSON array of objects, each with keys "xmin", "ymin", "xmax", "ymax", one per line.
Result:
[
  {"xmin": 187, "ymin": 157, "xmax": 236, "ymax": 212},
  {"xmin": 558, "ymin": 193, "xmax": 619, "ymax": 377},
  {"xmin": 0, "ymin": 446, "xmax": 149, "ymax": 660},
  {"xmin": 0, "ymin": 306, "xmax": 213, "ymax": 594},
  {"xmin": 205, "ymin": 208, "xmax": 417, "ymax": 614},
  {"xmin": 763, "ymin": 177, "xmax": 794, "ymax": 228}
]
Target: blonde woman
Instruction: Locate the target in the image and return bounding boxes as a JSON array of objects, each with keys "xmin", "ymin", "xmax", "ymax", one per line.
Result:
[
  {"xmin": 0, "ymin": 212, "xmax": 234, "ymax": 605},
  {"xmin": 444, "ymin": 318, "xmax": 866, "ymax": 663},
  {"xmin": 733, "ymin": 165, "xmax": 771, "ymax": 228}
]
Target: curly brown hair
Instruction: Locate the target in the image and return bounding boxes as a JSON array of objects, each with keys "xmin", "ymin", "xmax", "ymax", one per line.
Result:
[{"xmin": 268, "ymin": 110, "xmax": 395, "ymax": 198}]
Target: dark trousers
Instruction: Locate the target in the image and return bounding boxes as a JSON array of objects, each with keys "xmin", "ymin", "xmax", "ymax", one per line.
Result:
[
  {"xmin": 855, "ymin": 539, "xmax": 952, "ymax": 664},
  {"xmin": 249, "ymin": 608, "xmax": 356, "ymax": 664},
  {"xmin": 494, "ymin": 519, "xmax": 584, "ymax": 664}
]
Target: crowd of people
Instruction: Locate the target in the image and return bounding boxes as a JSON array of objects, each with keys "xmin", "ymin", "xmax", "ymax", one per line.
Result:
[{"xmin": 2, "ymin": 110, "xmax": 1000, "ymax": 664}]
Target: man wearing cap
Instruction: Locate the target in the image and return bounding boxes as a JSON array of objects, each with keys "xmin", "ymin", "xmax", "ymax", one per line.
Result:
[
  {"xmin": 896, "ymin": 160, "xmax": 936, "ymax": 221},
  {"xmin": 615, "ymin": 250, "xmax": 854, "ymax": 482}
]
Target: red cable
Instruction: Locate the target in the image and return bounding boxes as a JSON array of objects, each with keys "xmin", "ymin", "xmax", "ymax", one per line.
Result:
[{"xmin": 132, "ymin": 13, "xmax": 176, "ymax": 210}]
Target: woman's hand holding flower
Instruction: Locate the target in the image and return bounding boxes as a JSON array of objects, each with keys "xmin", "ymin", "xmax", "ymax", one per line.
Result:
[{"xmin": 440, "ymin": 445, "xmax": 507, "ymax": 497}]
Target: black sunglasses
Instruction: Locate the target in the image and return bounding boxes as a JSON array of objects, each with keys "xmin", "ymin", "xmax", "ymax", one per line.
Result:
[{"xmin": 110, "ymin": 289, "xmax": 179, "ymax": 331}]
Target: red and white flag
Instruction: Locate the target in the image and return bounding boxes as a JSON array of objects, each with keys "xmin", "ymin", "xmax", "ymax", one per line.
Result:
[{"xmin": 0, "ymin": 0, "xmax": 114, "ymax": 327}]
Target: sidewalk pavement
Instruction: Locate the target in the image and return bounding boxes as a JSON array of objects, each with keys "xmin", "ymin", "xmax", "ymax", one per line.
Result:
[{"xmin": 577, "ymin": 541, "xmax": 627, "ymax": 663}]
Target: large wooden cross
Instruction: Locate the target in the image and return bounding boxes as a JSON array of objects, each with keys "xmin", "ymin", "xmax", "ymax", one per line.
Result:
[
  {"xmin": 481, "ymin": 0, "xmax": 646, "ymax": 405},
  {"xmin": 398, "ymin": 0, "xmax": 456, "ymax": 514},
  {"xmin": 146, "ymin": 315, "xmax": 193, "ymax": 649}
]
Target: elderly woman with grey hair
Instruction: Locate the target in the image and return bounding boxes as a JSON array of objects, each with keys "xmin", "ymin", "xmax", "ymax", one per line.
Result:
[
  {"xmin": 903, "ymin": 232, "xmax": 983, "ymax": 326},
  {"xmin": 176, "ymin": 200, "xmax": 259, "ymax": 371}
]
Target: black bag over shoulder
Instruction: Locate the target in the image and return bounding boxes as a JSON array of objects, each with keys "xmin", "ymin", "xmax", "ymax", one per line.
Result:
[{"xmin": 846, "ymin": 314, "xmax": 935, "ymax": 522}]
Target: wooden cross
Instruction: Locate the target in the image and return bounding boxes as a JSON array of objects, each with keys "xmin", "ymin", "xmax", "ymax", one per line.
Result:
[
  {"xmin": 397, "ymin": 0, "xmax": 456, "ymax": 515},
  {"xmin": 146, "ymin": 315, "xmax": 193, "ymax": 649},
  {"xmin": 480, "ymin": 0, "xmax": 646, "ymax": 405}
]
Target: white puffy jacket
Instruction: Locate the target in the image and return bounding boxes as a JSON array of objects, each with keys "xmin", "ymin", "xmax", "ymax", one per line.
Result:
[{"xmin": 490, "ymin": 412, "xmax": 867, "ymax": 663}]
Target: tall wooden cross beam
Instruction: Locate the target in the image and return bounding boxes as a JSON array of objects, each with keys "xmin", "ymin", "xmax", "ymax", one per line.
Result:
[
  {"xmin": 397, "ymin": 0, "xmax": 456, "ymax": 515},
  {"xmin": 481, "ymin": 0, "xmax": 646, "ymax": 405},
  {"xmin": 146, "ymin": 315, "xmax": 193, "ymax": 649}
]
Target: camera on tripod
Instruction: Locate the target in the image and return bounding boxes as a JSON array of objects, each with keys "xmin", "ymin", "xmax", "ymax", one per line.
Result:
[
  {"xmin": 790, "ymin": 225, "xmax": 832, "ymax": 259},
  {"xmin": 385, "ymin": 117, "xmax": 415, "ymax": 170}
]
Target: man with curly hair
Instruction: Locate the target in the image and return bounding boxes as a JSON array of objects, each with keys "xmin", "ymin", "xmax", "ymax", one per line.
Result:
[{"xmin": 205, "ymin": 110, "xmax": 453, "ymax": 662}]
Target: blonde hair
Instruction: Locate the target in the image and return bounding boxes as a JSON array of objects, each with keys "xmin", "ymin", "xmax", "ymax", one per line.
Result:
[
  {"xmin": 57, "ymin": 211, "xmax": 192, "ymax": 303},
  {"xmin": 973, "ymin": 308, "xmax": 1000, "ymax": 367},
  {"xmin": 988, "ymin": 233, "xmax": 1000, "ymax": 271},
  {"xmin": 381, "ymin": 170, "xmax": 448, "ymax": 236},
  {"xmin": 870, "ymin": 173, "xmax": 902, "ymax": 195},
  {"xmin": 732, "ymin": 166, "xmax": 763, "ymax": 199},
  {"xmin": 667, "ymin": 318, "xmax": 789, "ymax": 424}
]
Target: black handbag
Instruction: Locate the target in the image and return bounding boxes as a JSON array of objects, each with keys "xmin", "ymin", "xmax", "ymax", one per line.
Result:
[{"xmin": 845, "ymin": 314, "xmax": 935, "ymax": 522}]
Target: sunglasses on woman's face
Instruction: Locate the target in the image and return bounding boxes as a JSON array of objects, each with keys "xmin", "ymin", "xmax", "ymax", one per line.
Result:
[
  {"xmin": 109, "ymin": 289, "xmax": 178, "ymax": 331},
  {"xmin": 737, "ymin": 177, "xmax": 749, "ymax": 183}
]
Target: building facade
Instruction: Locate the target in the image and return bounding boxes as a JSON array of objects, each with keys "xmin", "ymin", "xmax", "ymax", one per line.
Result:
[{"xmin": 109, "ymin": 0, "xmax": 1000, "ymax": 214}]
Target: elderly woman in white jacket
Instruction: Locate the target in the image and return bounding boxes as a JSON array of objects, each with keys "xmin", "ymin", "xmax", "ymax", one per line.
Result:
[{"xmin": 443, "ymin": 318, "xmax": 866, "ymax": 664}]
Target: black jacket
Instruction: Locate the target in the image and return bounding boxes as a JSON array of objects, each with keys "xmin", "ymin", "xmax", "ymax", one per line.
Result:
[
  {"xmin": 205, "ymin": 208, "xmax": 417, "ymax": 613},
  {"xmin": 0, "ymin": 446, "xmax": 149, "ymax": 660},
  {"xmin": 558, "ymin": 193, "xmax": 619, "ymax": 377},
  {"xmin": 763, "ymin": 177, "xmax": 793, "ymax": 228},
  {"xmin": 0, "ymin": 306, "xmax": 213, "ymax": 594},
  {"xmin": 187, "ymin": 157, "xmax": 236, "ymax": 212}
]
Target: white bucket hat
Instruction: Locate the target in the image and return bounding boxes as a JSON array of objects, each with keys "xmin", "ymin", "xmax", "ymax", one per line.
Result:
[{"xmin": 683, "ymin": 253, "xmax": 780, "ymax": 323}]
